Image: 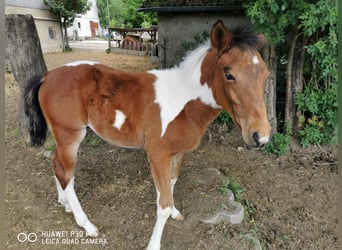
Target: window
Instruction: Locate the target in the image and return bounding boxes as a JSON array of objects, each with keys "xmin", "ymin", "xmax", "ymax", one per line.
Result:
[
  {"xmin": 78, "ymin": 22, "xmax": 81, "ymax": 29},
  {"xmin": 48, "ymin": 27, "xmax": 56, "ymax": 40}
]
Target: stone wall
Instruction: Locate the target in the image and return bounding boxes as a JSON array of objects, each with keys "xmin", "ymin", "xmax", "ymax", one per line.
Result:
[{"xmin": 157, "ymin": 12, "xmax": 248, "ymax": 68}]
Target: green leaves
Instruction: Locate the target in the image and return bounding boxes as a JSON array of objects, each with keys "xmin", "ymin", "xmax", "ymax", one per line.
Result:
[
  {"xmin": 44, "ymin": 0, "xmax": 91, "ymax": 24},
  {"xmin": 262, "ymin": 131, "xmax": 290, "ymax": 156},
  {"xmin": 97, "ymin": 0, "xmax": 157, "ymax": 28},
  {"xmin": 296, "ymin": 84, "xmax": 337, "ymax": 146}
]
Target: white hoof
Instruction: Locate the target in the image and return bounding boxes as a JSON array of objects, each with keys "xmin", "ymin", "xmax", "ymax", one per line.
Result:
[
  {"xmin": 171, "ymin": 206, "xmax": 184, "ymax": 221},
  {"xmin": 84, "ymin": 221, "xmax": 99, "ymax": 237}
]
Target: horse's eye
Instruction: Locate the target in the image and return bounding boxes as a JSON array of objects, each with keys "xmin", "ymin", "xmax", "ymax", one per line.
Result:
[{"xmin": 225, "ymin": 72, "xmax": 235, "ymax": 81}]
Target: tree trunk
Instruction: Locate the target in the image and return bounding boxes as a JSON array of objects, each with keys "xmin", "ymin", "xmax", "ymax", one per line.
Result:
[
  {"xmin": 284, "ymin": 26, "xmax": 297, "ymax": 133},
  {"xmin": 284, "ymin": 25, "xmax": 307, "ymax": 134},
  {"xmin": 5, "ymin": 14, "xmax": 47, "ymax": 136},
  {"xmin": 63, "ymin": 20, "xmax": 69, "ymax": 48},
  {"xmin": 291, "ymin": 34, "xmax": 308, "ymax": 135},
  {"xmin": 263, "ymin": 43, "xmax": 277, "ymax": 134}
]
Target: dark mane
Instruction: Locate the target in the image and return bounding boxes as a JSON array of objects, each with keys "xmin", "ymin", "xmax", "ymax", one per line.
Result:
[{"xmin": 231, "ymin": 26, "xmax": 266, "ymax": 50}]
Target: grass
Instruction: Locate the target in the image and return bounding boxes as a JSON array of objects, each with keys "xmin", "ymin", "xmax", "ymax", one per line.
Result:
[{"xmin": 219, "ymin": 177, "xmax": 244, "ymax": 202}]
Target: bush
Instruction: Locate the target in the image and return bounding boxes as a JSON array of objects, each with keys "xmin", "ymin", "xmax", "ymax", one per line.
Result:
[
  {"xmin": 262, "ymin": 132, "xmax": 290, "ymax": 156},
  {"xmin": 215, "ymin": 110, "xmax": 233, "ymax": 126},
  {"xmin": 180, "ymin": 30, "xmax": 209, "ymax": 52},
  {"xmin": 296, "ymin": 72, "xmax": 337, "ymax": 147}
]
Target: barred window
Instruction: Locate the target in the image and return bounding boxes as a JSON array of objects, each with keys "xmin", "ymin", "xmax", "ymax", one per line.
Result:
[{"xmin": 48, "ymin": 27, "xmax": 56, "ymax": 40}]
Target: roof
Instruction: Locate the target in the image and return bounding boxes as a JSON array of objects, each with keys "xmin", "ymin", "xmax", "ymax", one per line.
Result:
[{"xmin": 138, "ymin": 0, "xmax": 252, "ymax": 12}]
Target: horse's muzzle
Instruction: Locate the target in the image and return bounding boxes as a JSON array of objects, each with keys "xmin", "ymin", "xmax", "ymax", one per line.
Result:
[{"xmin": 251, "ymin": 131, "xmax": 269, "ymax": 148}]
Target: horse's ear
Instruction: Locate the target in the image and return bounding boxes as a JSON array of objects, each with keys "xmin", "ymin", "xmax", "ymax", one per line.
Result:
[
  {"xmin": 256, "ymin": 33, "xmax": 267, "ymax": 49},
  {"xmin": 211, "ymin": 20, "xmax": 232, "ymax": 53}
]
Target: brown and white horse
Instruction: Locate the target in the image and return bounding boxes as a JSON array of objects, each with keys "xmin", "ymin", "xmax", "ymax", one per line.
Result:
[{"xmin": 24, "ymin": 20, "xmax": 271, "ymax": 249}]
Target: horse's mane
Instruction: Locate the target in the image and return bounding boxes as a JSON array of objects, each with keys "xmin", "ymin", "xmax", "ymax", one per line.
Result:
[
  {"xmin": 177, "ymin": 26, "xmax": 264, "ymax": 71},
  {"xmin": 231, "ymin": 26, "xmax": 266, "ymax": 50}
]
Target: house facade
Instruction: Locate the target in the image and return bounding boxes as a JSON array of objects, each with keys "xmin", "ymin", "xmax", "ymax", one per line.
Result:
[
  {"xmin": 67, "ymin": 0, "xmax": 102, "ymax": 40},
  {"xmin": 5, "ymin": 0, "xmax": 63, "ymax": 53},
  {"xmin": 139, "ymin": 0, "xmax": 252, "ymax": 68}
]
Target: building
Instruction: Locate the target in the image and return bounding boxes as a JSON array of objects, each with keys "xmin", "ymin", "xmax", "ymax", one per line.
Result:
[
  {"xmin": 67, "ymin": 0, "xmax": 102, "ymax": 40},
  {"xmin": 5, "ymin": 0, "xmax": 63, "ymax": 53},
  {"xmin": 139, "ymin": 0, "xmax": 252, "ymax": 68}
]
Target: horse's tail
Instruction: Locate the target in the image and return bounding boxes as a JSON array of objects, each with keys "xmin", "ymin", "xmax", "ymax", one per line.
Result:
[{"xmin": 24, "ymin": 75, "xmax": 47, "ymax": 147}]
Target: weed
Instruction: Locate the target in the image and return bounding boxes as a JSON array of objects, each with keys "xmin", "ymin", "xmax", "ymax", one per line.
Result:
[
  {"xmin": 84, "ymin": 135, "xmax": 102, "ymax": 146},
  {"xmin": 217, "ymin": 178, "xmax": 264, "ymax": 248},
  {"xmin": 180, "ymin": 30, "xmax": 210, "ymax": 52},
  {"xmin": 262, "ymin": 132, "xmax": 290, "ymax": 156},
  {"xmin": 219, "ymin": 178, "xmax": 243, "ymax": 202},
  {"xmin": 243, "ymin": 199, "xmax": 257, "ymax": 224},
  {"xmin": 45, "ymin": 135, "xmax": 56, "ymax": 151},
  {"xmin": 262, "ymin": 123, "xmax": 291, "ymax": 156},
  {"xmin": 215, "ymin": 110, "xmax": 233, "ymax": 126}
]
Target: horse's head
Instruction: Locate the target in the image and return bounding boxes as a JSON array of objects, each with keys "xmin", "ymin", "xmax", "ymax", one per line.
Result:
[{"xmin": 202, "ymin": 20, "xmax": 271, "ymax": 148}]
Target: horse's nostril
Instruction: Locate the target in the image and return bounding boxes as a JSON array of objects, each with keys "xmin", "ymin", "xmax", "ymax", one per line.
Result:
[{"xmin": 252, "ymin": 132, "xmax": 260, "ymax": 147}]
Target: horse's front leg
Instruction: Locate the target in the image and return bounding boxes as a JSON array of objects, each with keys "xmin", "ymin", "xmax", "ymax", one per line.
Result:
[
  {"xmin": 146, "ymin": 151, "xmax": 173, "ymax": 250},
  {"xmin": 170, "ymin": 153, "xmax": 184, "ymax": 221}
]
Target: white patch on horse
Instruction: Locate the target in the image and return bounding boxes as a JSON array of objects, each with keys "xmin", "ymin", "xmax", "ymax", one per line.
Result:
[
  {"xmin": 64, "ymin": 61, "xmax": 99, "ymax": 67},
  {"xmin": 54, "ymin": 176, "xmax": 71, "ymax": 212},
  {"xmin": 147, "ymin": 190, "xmax": 172, "ymax": 250},
  {"xmin": 253, "ymin": 55, "xmax": 259, "ymax": 64},
  {"xmin": 63, "ymin": 176, "xmax": 98, "ymax": 236},
  {"xmin": 113, "ymin": 110, "xmax": 126, "ymax": 130},
  {"xmin": 150, "ymin": 42, "xmax": 221, "ymax": 136},
  {"xmin": 258, "ymin": 136, "xmax": 269, "ymax": 145}
]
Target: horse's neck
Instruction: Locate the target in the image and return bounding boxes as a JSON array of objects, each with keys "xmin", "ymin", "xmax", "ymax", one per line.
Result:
[{"xmin": 183, "ymin": 99, "xmax": 221, "ymax": 133}]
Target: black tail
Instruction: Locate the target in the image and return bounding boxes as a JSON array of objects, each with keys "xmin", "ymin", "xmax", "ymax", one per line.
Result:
[{"xmin": 24, "ymin": 75, "xmax": 47, "ymax": 147}]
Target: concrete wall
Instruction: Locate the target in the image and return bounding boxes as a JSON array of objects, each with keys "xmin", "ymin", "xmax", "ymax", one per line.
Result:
[
  {"xmin": 157, "ymin": 12, "xmax": 249, "ymax": 68},
  {"xmin": 5, "ymin": 4, "xmax": 63, "ymax": 53}
]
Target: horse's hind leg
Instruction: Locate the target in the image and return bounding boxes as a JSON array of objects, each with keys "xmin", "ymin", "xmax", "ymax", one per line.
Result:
[{"xmin": 51, "ymin": 128, "xmax": 98, "ymax": 236}]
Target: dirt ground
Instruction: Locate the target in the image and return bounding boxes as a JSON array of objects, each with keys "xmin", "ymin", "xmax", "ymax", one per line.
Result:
[{"xmin": 5, "ymin": 50, "xmax": 338, "ymax": 250}]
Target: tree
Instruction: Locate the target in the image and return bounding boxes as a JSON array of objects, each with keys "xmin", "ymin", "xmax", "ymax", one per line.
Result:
[
  {"xmin": 97, "ymin": 0, "xmax": 156, "ymax": 28},
  {"xmin": 244, "ymin": 0, "xmax": 337, "ymax": 146},
  {"xmin": 97, "ymin": 0, "xmax": 125, "ymax": 28},
  {"xmin": 5, "ymin": 14, "xmax": 47, "ymax": 137},
  {"xmin": 44, "ymin": 0, "xmax": 91, "ymax": 49}
]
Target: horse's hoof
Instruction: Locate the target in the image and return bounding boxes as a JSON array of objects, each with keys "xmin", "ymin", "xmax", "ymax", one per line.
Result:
[
  {"xmin": 173, "ymin": 213, "xmax": 184, "ymax": 221},
  {"xmin": 84, "ymin": 222, "xmax": 99, "ymax": 237}
]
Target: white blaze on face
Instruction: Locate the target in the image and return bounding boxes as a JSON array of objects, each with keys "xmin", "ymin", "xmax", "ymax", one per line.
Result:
[
  {"xmin": 113, "ymin": 110, "xmax": 126, "ymax": 130},
  {"xmin": 64, "ymin": 61, "xmax": 99, "ymax": 66},
  {"xmin": 253, "ymin": 55, "xmax": 259, "ymax": 64}
]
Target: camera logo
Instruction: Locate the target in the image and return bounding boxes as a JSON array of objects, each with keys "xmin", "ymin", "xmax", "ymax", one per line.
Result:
[{"xmin": 17, "ymin": 232, "xmax": 38, "ymax": 243}]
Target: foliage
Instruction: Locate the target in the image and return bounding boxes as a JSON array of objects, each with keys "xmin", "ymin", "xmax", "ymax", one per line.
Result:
[
  {"xmin": 219, "ymin": 178, "xmax": 243, "ymax": 202},
  {"xmin": 244, "ymin": 0, "xmax": 338, "ymax": 147},
  {"xmin": 244, "ymin": 0, "xmax": 309, "ymax": 45},
  {"xmin": 97, "ymin": 0, "xmax": 125, "ymax": 28},
  {"xmin": 180, "ymin": 30, "xmax": 210, "ymax": 51},
  {"xmin": 44, "ymin": 0, "xmax": 91, "ymax": 25},
  {"xmin": 215, "ymin": 110, "xmax": 233, "ymax": 126},
  {"xmin": 296, "ymin": 85, "xmax": 338, "ymax": 146},
  {"xmin": 243, "ymin": 199, "xmax": 257, "ymax": 223},
  {"xmin": 262, "ymin": 124, "xmax": 291, "ymax": 156},
  {"xmin": 295, "ymin": 0, "xmax": 338, "ymax": 146},
  {"xmin": 97, "ymin": 0, "xmax": 156, "ymax": 28}
]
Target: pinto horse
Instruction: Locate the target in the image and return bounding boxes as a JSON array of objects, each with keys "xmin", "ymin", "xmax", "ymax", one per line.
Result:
[{"xmin": 24, "ymin": 20, "xmax": 270, "ymax": 249}]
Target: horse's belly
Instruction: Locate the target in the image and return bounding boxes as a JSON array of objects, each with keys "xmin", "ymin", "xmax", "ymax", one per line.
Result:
[{"xmin": 87, "ymin": 121, "xmax": 144, "ymax": 149}]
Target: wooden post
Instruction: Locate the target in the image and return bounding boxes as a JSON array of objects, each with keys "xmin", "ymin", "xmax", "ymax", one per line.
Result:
[{"xmin": 5, "ymin": 14, "xmax": 47, "ymax": 136}]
